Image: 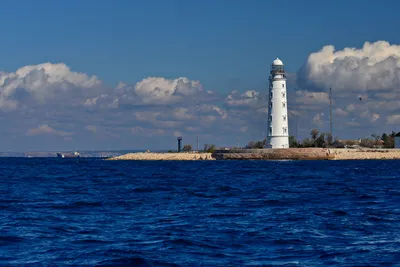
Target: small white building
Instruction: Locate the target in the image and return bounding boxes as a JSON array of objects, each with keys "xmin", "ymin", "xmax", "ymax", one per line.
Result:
[{"xmin": 395, "ymin": 132, "xmax": 400, "ymax": 148}]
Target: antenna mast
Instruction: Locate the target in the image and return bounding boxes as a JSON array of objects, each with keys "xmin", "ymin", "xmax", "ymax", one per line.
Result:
[
  {"xmin": 196, "ymin": 133, "xmax": 199, "ymax": 151},
  {"xmin": 329, "ymin": 87, "xmax": 332, "ymax": 138}
]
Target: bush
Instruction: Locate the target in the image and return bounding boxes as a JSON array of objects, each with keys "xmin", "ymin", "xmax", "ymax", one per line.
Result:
[
  {"xmin": 182, "ymin": 144, "xmax": 192, "ymax": 152},
  {"xmin": 204, "ymin": 144, "xmax": 216, "ymax": 153}
]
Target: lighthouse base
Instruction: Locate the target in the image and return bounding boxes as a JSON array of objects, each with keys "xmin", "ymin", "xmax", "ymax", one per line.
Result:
[{"xmin": 267, "ymin": 136, "xmax": 289, "ymax": 149}]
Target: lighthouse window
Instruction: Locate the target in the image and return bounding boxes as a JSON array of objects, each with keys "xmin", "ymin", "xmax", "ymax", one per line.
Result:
[
  {"xmin": 270, "ymin": 102, "xmax": 273, "ymax": 108},
  {"xmin": 282, "ymin": 102, "xmax": 286, "ymax": 108},
  {"xmin": 270, "ymin": 92, "xmax": 273, "ymax": 98},
  {"xmin": 282, "ymin": 84, "xmax": 285, "ymax": 88},
  {"xmin": 283, "ymin": 115, "xmax": 286, "ymax": 121},
  {"xmin": 282, "ymin": 92, "xmax": 285, "ymax": 98},
  {"xmin": 269, "ymin": 127, "xmax": 272, "ymax": 134},
  {"xmin": 283, "ymin": 127, "xmax": 287, "ymax": 134},
  {"xmin": 269, "ymin": 115, "xmax": 272, "ymax": 121}
]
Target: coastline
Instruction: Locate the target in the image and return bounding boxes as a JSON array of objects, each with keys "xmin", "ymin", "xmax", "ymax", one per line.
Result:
[
  {"xmin": 106, "ymin": 152, "xmax": 214, "ymax": 161},
  {"xmin": 330, "ymin": 148, "xmax": 400, "ymax": 160},
  {"xmin": 106, "ymin": 148, "xmax": 400, "ymax": 161}
]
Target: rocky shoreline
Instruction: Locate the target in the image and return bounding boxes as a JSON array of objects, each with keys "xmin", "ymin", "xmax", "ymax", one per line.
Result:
[
  {"xmin": 330, "ymin": 148, "xmax": 400, "ymax": 160},
  {"xmin": 212, "ymin": 148, "xmax": 400, "ymax": 160},
  {"xmin": 106, "ymin": 148, "xmax": 400, "ymax": 161},
  {"xmin": 107, "ymin": 152, "xmax": 214, "ymax": 161}
]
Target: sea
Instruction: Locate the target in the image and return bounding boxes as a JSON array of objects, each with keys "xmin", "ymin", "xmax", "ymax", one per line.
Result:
[{"xmin": 1, "ymin": 158, "xmax": 400, "ymax": 266}]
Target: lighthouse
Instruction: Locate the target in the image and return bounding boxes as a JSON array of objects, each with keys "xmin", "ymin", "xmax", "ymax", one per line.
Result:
[{"xmin": 266, "ymin": 58, "xmax": 289, "ymax": 148}]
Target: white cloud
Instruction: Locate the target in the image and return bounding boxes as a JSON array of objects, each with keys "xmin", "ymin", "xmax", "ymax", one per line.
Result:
[
  {"xmin": 312, "ymin": 112, "xmax": 325, "ymax": 125},
  {"xmin": 173, "ymin": 131, "xmax": 182, "ymax": 137},
  {"xmin": 132, "ymin": 126, "xmax": 164, "ymax": 136},
  {"xmin": 225, "ymin": 90, "xmax": 263, "ymax": 108},
  {"xmin": 133, "ymin": 77, "xmax": 204, "ymax": 104},
  {"xmin": 334, "ymin": 108, "xmax": 348, "ymax": 116},
  {"xmin": 0, "ymin": 63, "xmax": 101, "ymax": 110},
  {"xmin": 387, "ymin": 115, "xmax": 400, "ymax": 125},
  {"xmin": 26, "ymin": 124, "xmax": 74, "ymax": 137},
  {"xmin": 297, "ymin": 41, "xmax": 400, "ymax": 92}
]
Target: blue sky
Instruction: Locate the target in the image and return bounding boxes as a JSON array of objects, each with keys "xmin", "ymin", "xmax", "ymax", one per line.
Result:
[
  {"xmin": 2, "ymin": 0, "xmax": 399, "ymax": 91},
  {"xmin": 0, "ymin": 0, "xmax": 399, "ymax": 151}
]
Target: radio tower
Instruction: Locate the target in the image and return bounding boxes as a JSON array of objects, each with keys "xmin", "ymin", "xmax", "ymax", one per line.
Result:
[{"xmin": 329, "ymin": 87, "xmax": 332, "ymax": 138}]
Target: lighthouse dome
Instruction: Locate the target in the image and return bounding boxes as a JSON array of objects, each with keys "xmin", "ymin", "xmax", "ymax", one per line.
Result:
[{"xmin": 272, "ymin": 58, "xmax": 283, "ymax": 66}]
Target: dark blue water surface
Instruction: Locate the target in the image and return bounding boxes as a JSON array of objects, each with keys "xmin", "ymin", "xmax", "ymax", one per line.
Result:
[{"xmin": 1, "ymin": 158, "xmax": 400, "ymax": 266}]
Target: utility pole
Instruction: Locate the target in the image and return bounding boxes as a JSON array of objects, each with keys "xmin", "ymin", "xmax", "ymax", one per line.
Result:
[
  {"xmin": 329, "ymin": 87, "xmax": 333, "ymax": 138},
  {"xmin": 196, "ymin": 133, "xmax": 199, "ymax": 151}
]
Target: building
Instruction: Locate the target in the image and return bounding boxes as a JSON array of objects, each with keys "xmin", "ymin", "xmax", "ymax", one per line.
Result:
[
  {"xmin": 266, "ymin": 58, "xmax": 289, "ymax": 148},
  {"xmin": 395, "ymin": 132, "xmax": 400, "ymax": 148}
]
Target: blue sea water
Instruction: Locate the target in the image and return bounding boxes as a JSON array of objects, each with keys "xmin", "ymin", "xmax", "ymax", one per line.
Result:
[{"xmin": 1, "ymin": 158, "xmax": 400, "ymax": 266}]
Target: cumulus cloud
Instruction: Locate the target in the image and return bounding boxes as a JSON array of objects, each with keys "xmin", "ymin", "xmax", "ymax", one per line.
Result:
[
  {"xmin": 312, "ymin": 113, "xmax": 325, "ymax": 126},
  {"xmin": 334, "ymin": 108, "xmax": 348, "ymax": 117},
  {"xmin": 134, "ymin": 77, "xmax": 203, "ymax": 104},
  {"xmin": 26, "ymin": 124, "xmax": 74, "ymax": 137},
  {"xmin": 0, "ymin": 63, "xmax": 101, "ymax": 110},
  {"xmin": 297, "ymin": 41, "xmax": 400, "ymax": 93},
  {"xmin": 387, "ymin": 115, "xmax": 400, "ymax": 125},
  {"xmin": 225, "ymin": 90, "xmax": 264, "ymax": 108},
  {"xmin": 291, "ymin": 40, "xmax": 400, "ymax": 140}
]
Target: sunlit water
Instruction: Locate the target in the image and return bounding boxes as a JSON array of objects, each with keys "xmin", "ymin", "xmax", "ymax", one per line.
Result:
[{"xmin": 1, "ymin": 158, "xmax": 400, "ymax": 266}]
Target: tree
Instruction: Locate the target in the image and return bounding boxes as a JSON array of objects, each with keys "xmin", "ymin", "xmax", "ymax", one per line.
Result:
[
  {"xmin": 382, "ymin": 133, "xmax": 388, "ymax": 144},
  {"xmin": 204, "ymin": 144, "xmax": 216, "ymax": 153},
  {"xmin": 371, "ymin": 133, "xmax": 381, "ymax": 146},
  {"xmin": 289, "ymin": 136, "xmax": 299, "ymax": 148},
  {"xmin": 382, "ymin": 132, "xmax": 394, "ymax": 148},
  {"xmin": 182, "ymin": 144, "xmax": 192, "ymax": 152},
  {"xmin": 360, "ymin": 138, "xmax": 374, "ymax": 148},
  {"xmin": 310, "ymin": 129, "xmax": 319, "ymax": 143},
  {"xmin": 325, "ymin": 132, "xmax": 333, "ymax": 147},
  {"xmin": 315, "ymin": 133, "xmax": 326, "ymax": 147},
  {"xmin": 301, "ymin": 138, "xmax": 314, "ymax": 147},
  {"xmin": 246, "ymin": 139, "xmax": 266, "ymax": 148}
]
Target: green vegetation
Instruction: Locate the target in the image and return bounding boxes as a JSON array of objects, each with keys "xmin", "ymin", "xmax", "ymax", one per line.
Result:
[
  {"xmin": 203, "ymin": 144, "xmax": 216, "ymax": 153},
  {"xmin": 246, "ymin": 139, "xmax": 266, "ymax": 149},
  {"xmin": 288, "ymin": 129, "xmax": 397, "ymax": 148},
  {"xmin": 182, "ymin": 144, "xmax": 192, "ymax": 152}
]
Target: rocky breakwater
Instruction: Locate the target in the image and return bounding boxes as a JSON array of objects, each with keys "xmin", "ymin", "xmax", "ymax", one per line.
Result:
[
  {"xmin": 107, "ymin": 152, "xmax": 215, "ymax": 161},
  {"xmin": 330, "ymin": 148, "xmax": 400, "ymax": 160},
  {"xmin": 212, "ymin": 148, "xmax": 334, "ymax": 160}
]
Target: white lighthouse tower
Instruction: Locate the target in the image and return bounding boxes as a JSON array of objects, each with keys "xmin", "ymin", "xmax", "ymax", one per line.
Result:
[{"xmin": 266, "ymin": 58, "xmax": 289, "ymax": 148}]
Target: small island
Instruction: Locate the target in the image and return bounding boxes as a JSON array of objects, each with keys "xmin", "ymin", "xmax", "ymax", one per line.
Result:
[{"xmin": 106, "ymin": 130, "xmax": 400, "ymax": 161}]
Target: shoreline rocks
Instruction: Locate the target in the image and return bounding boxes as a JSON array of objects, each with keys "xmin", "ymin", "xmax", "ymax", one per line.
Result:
[
  {"xmin": 106, "ymin": 152, "xmax": 215, "ymax": 161},
  {"xmin": 330, "ymin": 148, "xmax": 400, "ymax": 160},
  {"xmin": 212, "ymin": 148, "xmax": 334, "ymax": 160},
  {"xmin": 212, "ymin": 148, "xmax": 400, "ymax": 160},
  {"xmin": 106, "ymin": 148, "xmax": 400, "ymax": 161}
]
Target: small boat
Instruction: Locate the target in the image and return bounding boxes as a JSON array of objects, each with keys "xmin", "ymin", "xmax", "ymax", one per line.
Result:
[{"xmin": 56, "ymin": 151, "xmax": 80, "ymax": 158}]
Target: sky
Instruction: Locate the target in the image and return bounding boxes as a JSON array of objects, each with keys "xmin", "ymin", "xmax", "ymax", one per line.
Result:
[{"xmin": 0, "ymin": 0, "xmax": 400, "ymax": 151}]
